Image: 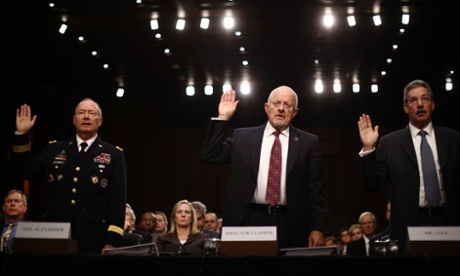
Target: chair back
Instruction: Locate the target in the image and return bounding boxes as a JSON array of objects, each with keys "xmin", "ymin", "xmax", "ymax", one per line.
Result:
[{"xmin": 122, "ymin": 232, "xmax": 144, "ymax": 246}]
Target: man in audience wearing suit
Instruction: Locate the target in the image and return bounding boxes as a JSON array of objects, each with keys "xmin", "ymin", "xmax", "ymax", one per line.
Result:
[
  {"xmin": 191, "ymin": 201, "xmax": 220, "ymax": 239},
  {"xmin": 346, "ymin": 211, "xmax": 377, "ymax": 256},
  {"xmin": 1, "ymin": 189, "xmax": 28, "ymax": 253}
]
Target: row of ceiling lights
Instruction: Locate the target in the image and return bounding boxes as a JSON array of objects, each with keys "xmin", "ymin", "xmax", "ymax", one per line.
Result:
[{"xmin": 50, "ymin": 2, "xmax": 454, "ymax": 98}]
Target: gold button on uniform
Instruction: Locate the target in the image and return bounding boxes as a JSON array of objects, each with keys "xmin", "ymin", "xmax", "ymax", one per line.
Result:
[
  {"xmin": 71, "ymin": 200, "xmax": 76, "ymax": 205},
  {"xmin": 72, "ymin": 188, "xmax": 77, "ymax": 193},
  {"xmin": 76, "ymin": 166, "xmax": 81, "ymax": 172},
  {"xmin": 73, "ymin": 177, "xmax": 78, "ymax": 183}
]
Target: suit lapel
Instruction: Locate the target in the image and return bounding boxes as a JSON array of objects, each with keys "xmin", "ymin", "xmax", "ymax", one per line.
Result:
[
  {"xmin": 434, "ymin": 126, "xmax": 447, "ymax": 168},
  {"xmin": 286, "ymin": 126, "xmax": 301, "ymax": 175},
  {"xmin": 250, "ymin": 125, "xmax": 265, "ymax": 182},
  {"xmin": 399, "ymin": 126, "xmax": 417, "ymax": 167}
]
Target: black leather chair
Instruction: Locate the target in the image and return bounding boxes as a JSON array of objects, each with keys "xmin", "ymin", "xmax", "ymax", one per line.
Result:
[{"xmin": 121, "ymin": 232, "xmax": 144, "ymax": 246}]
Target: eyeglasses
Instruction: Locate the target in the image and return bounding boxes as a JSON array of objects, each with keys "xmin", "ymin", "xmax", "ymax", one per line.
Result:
[
  {"xmin": 270, "ymin": 101, "xmax": 295, "ymax": 110},
  {"xmin": 76, "ymin": 110, "xmax": 99, "ymax": 117},
  {"xmin": 407, "ymin": 95, "xmax": 431, "ymax": 105}
]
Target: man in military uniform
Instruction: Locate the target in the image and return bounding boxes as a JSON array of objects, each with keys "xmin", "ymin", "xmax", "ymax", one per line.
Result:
[{"xmin": 12, "ymin": 98, "xmax": 127, "ymax": 254}]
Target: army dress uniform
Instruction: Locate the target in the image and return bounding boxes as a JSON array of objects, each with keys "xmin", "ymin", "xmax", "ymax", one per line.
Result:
[{"xmin": 12, "ymin": 134, "xmax": 127, "ymax": 254}]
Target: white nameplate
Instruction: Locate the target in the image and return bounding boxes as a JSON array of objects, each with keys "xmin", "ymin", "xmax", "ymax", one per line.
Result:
[
  {"xmin": 407, "ymin": 226, "xmax": 460, "ymax": 241},
  {"xmin": 220, "ymin": 226, "xmax": 277, "ymax": 241},
  {"xmin": 15, "ymin": 222, "xmax": 71, "ymax": 239}
]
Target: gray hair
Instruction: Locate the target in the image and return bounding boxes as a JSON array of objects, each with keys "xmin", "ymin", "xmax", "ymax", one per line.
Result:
[
  {"xmin": 403, "ymin": 79, "xmax": 434, "ymax": 104},
  {"xmin": 267, "ymin": 85, "xmax": 299, "ymax": 108},
  {"xmin": 75, "ymin": 97, "xmax": 103, "ymax": 117},
  {"xmin": 191, "ymin": 201, "xmax": 207, "ymax": 214},
  {"xmin": 4, "ymin": 189, "xmax": 28, "ymax": 206}
]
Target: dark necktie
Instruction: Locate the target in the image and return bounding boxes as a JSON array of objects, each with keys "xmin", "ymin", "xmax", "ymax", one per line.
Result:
[
  {"xmin": 1, "ymin": 223, "xmax": 13, "ymax": 252},
  {"xmin": 80, "ymin": 142, "xmax": 88, "ymax": 153},
  {"xmin": 419, "ymin": 130, "xmax": 441, "ymax": 207},
  {"xmin": 266, "ymin": 131, "xmax": 281, "ymax": 206}
]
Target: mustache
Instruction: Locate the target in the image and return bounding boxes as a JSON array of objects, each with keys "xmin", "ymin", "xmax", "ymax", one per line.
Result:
[{"xmin": 416, "ymin": 108, "xmax": 427, "ymax": 114}]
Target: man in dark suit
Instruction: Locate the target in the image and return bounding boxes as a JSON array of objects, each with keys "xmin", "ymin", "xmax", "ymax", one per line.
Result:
[
  {"xmin": 346, "ymin": 211, "xmax": 377, "ymax": 256},
  {"xmin": 1, "ymin": 189, "xmax": 28, "ymax": 253},
  {"xmin": 202, "ymin": 86, "xmax": 329, "ymax": 249},
  {"xmin": 358, "ymin": 79, "xmax": 460, "ymax": 256},
  {"xmin": 191, "ymin": 201, "xmax": 220, "ymax": 239},
  {"xmin": 12, "ymin": 98, "xmax": 127, "ymax": 254}
]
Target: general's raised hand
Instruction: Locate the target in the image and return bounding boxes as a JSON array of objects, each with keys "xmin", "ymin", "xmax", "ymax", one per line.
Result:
[
  {"xmin": 16, "ymin": 104, "xmax": 37, "ymax": 134},
  {"xmin": 358, "ymin": 114, "xmax": 379, "ymax": 151},
  {"xmin": 217, "ymin": 89, "xmax": 239, "ymax": 121}
]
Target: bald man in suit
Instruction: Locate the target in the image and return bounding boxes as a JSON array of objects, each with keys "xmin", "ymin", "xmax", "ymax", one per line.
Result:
[{"xmin": 202, "ymin": 86, "xmax": 329, "ymax": 249}]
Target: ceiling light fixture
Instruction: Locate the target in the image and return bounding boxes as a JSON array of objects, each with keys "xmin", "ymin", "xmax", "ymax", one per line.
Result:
[
  {"xmin": 150, "ymin": 19, "xmax": 159, "ymax": 30},
  {"xmin": 373, "ymin": 15, "xmax": 382, "ymax": 26},
  {"xmin": 176, "ymin": 19, "xmax": 185, "ymax": 30}
]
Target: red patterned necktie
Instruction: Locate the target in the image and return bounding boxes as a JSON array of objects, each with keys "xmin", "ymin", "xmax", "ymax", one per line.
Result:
[{"xmin": 266, "ymin": 131, "xmax": 281, "ymax": 206}]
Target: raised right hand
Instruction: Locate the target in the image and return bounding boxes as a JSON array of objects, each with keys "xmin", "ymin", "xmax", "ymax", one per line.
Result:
[
  {"xmin": 357, "ymin": 114, "xmax": 379, "ymax": 151},
  {"xmin": 16, "ymin": 104, "xmax": 37, "ymax": 134},
  {"xmin": 217, "ymin": 89, "xmax": 239, "ymax": 121}
]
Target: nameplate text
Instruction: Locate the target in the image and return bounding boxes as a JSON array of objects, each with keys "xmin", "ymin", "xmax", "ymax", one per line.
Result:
[
  {"xmin": 221, "ymin": 226, "xmax": 277, "ymax": 241},
  {"xmin": 15, "ymin": 222, "xmax": 71, "ymax": 239},
  {"xmin": 407, "ymin": 226, "xmax": 460, "ymax": 241}
]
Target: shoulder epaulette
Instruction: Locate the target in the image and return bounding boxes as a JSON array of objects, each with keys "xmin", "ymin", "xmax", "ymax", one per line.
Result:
[
  {"xmin": 49, "ymin": 140, "xmax": 57, "ymax": 144},
  {"xmin": 12, "ymin": 143, "xmax": 30, "ymax": 153},
  {"xmin": 116, "ymin": 146, "xmax": 123, "ymax": 151}
]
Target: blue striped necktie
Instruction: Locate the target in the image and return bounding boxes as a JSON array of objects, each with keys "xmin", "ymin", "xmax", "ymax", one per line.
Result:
[{"xmin": 419, "ymin": 130, "xmax": 441, "ymax": 207}]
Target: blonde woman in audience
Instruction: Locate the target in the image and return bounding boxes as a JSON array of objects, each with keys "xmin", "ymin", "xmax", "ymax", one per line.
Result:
[
  {"xmin": 156, "ymin": 199, "xmax": 209, "ymax": 256},
  {"xmin": 349, "ymin": 223, "xmax": 363, "ymax": 241}
]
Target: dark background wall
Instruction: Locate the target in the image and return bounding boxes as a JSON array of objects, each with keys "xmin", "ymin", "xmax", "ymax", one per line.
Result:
[
  {"xmin": 7, "ymin": 83, "xmax": 452, "ymax": 236},
  {"xmin": 6, "ymin": 79, "xmax": 459, "ymax": 237}
]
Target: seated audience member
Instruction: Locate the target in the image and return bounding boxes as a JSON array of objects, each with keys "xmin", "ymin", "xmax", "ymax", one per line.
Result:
[
  {"xmin": 349, "ymin": 223, "xmax": 363, "ymax": 241},
  {"xmin": 191, "ymin": 201, "xmax": 220, "ymax": 239},
  {"xmin": 1, "ymin": 189, "xmax": 28, "ymax": 253},
  {"xmin": 324, "ymin": 235, "xmax": 338, "ymax": 246},
  {"xmin": 156, "ymin": 199, "xmax": 210, "ymax": 256},
  {"xmin": 137, "ymin": 211, "xmax": 156, "ymax": 234},
  {"xmin": 203, "ymin": 212, "xmax": 220, "ymax": 233},
  {"xmin": 337, "ymin": 226, "xmax": 352, "ymax": 255},
  {"xmin": 346, "ymin": 211, "xmax": 377, "ymax": 256},
  {"xmin": 154, "ymin": 210, "xmax": 169, "ymax": 235},
  {"xmin": 137, "ymin": 210, "xmax": 158, "ymax": 243},
  {"xmin": 124, "ymin": 203, "xmax": 153, "ymax": 244}
]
